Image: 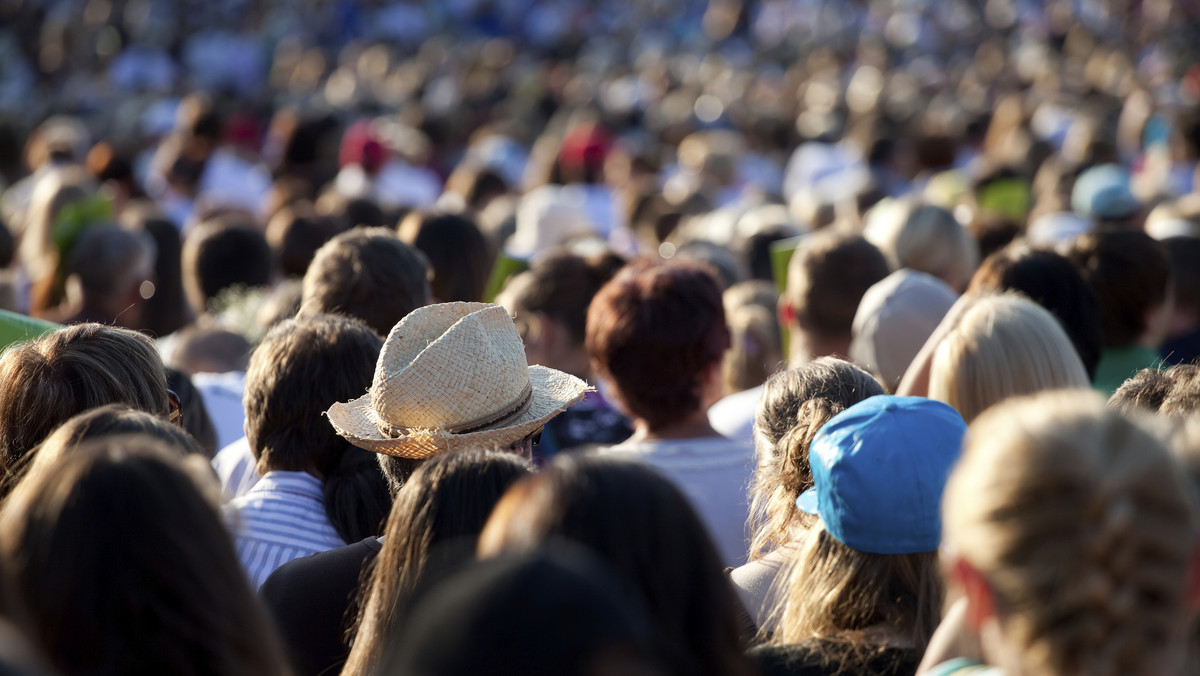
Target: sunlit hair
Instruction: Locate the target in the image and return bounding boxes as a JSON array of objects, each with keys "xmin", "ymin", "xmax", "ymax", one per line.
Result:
[
  {"xmin": 749, "ymin": 358, "xmax": 882, "ymax": 559},
  {"xmin": 929, "ymin": 294, "xmax": 1089, "ymax": 422},
  {"xmin": 0, "ymin": 323, "xmax": 168, "ymax": 477},
  {"xmin": 478, "ymin": 455, "xmax": 756, "ymax": 676},
  {"xmin": 867, "ymin": 201, "xmax": 979, "ymax": 292},
  {"xmin": 944, "ymin": 391, "xmax": 1197, "ymax": 676},
  {"xmin": 0, "ymin": 435, "xmax": 288, "ymax": 676},
  {"xmin": 771, "ymin": 524, "xmax": 942, "ymax": 658},
  {"xmin": 342, "ymin": 449, "xmax": 531, "ymax": 676},
  {"xmin": 722, "ymin": 281, "xmax": 784, "ymax": 394},
  {"xmin": 1109, "ymin": 363, "xmax": 1200, "ymax": 417}
]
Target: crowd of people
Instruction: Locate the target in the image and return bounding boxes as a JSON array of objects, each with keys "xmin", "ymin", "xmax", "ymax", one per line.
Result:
[{"xmin": 0, "ymin": 0, "xmax": 1197, "ymax": 674}]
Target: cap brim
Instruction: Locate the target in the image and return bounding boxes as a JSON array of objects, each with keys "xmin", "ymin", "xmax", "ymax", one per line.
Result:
[
  {"xmin": 795, "ymin": 488, "xmax": 819, "ymax": 515},
  {"xmin": 326, "ymin": 365, "xmax": 592, "ymax": 459}
]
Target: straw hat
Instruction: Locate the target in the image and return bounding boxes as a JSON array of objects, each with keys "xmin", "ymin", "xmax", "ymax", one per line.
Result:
[{"xmin": 327, "ymin": 302, "xmax": 591, "ymax": 458}]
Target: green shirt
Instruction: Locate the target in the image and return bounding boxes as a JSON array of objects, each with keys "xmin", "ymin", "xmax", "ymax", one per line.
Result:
[{"xmin": 1092, "ymin": 344, "xmax": 1161, "ymax": 396}]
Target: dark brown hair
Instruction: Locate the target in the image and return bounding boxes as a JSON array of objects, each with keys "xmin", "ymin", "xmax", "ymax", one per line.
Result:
[
  {"xmin": 0, "ymin": 323, "xmax": 168, "ymax": 475},
  {"xmin": 969, "ymin": 242, "xmax": 1103, "ymax": 380},
  {"xmin": 397, "ymin": 211, "xmax": 492, "ymax": 302},
  {"xmin": 0, "ymin": 435, "xmax": 289, "ymax": 676},
  {"xmin": 1066, "ymin": 231, "xmax": 1170, "ymax": 347},
  {"xmin": 181, "ymin": 219, "xmax": 274, "ymax": 317},
  {"xmin": 243, "ymin": 314, "xmax": 381, "ymax": 478},
  {"xmin": 586, "ymin": 258, "xmax": 729, "ymax": 429},
  {"xmin": 502, "ymin": 249, "xmax": 626, "ymax": 346},
  {"xmin": 343, "ymin": 449, "xmax": 531, "ymax": 676},
  {"xmin": 299, "ymin": 227, "xmax": 431, "ymax": 336},
  {"xmin": 479, "ymin": 455, "xmax": 755, "ymax": 676}
]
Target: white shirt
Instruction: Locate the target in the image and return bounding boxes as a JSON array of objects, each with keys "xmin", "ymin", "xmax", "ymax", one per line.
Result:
[
  {"xmin": 212, "ymin": 436, "xmax": 258, "ymax": 503},
  {"xmin": 597, "ymin": 436, "xmax": 755, "ymax": 567},
  {"xmin": 708, "ymin": 385, "xmax": 763, "ymax": 447}
]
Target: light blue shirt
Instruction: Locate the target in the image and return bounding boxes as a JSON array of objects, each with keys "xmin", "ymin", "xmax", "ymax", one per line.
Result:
[{"xmin": 224, "ymin": 471, "xmax": 346, "ymax": 590}]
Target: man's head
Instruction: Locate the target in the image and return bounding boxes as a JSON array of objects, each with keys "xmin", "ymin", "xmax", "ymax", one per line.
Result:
[
  {"xmin": 181, "ymin": 219, "xmax": 273, "ymax": 318},
  {"xmin": 325, "ymin": 302, "xmax": 591, "ymax": 487},
  {"xmin": 243, "ymin": 314, "xmax": 382, "ymax": 478},
  {"xmin": 65, "ymin": 225, "xmax": 156, "ymax": 330},
  {"xmin": 1066, "ymin": 231, "xmax": 1171, "ymax": 349},
  {"xmin": 299, "ymin": 227, "xmax": 431, "ymax": 336},
  {"xmin": 781, "ymin": 231, "xmax": 890, "ymax": 363},
  {"xmin": 586, "ymin": 259, "xmax": 729, "ymax": 430}
]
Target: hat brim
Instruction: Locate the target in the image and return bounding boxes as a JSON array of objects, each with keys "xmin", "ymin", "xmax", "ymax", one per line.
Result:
[
  {"xmin": 326, "ymin": 365, "xmax": 592, "ymax": 459},
  {"xmin": 795, "ymin": 489, "xmax": 819, "ymax": 515}
]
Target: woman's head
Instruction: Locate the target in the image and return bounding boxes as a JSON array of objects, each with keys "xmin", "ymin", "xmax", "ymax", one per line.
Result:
[
  {"xmin": 750, "ymin": 358, "xmax": 883, "ymax": 558},
  {"xmin": 0, "ymin": 323, "xmax": 169, "ymax": 474},
  {"xmin": 968, "ymin": 242, "xmax": 1103, "ymax": 380},
  {"xmin": 930, "ymin": 294, "xmax": 1090, "ymax": 422},
  {"xmin": 586, "ymin": 258, "xmax": 730, "ymax": 430},
  {"xmin": 344, "ymin": 449, "xmax": 532, "ymax": 676},
  {"xmin": 865, "ymin": 200, "xmax": 979, "ymax": 292},
  {"xmin": 0, "ymin": 435, "xmax": 287, "ymax": 676},
  {"xmin": 479, "ymin": 455, "xmax": 753, "ymax": 676},
  {"xmin": 943, "ymin": 391, "xmax": 1197, "ymax": 676},
  {"xmin": 773, "ymin": 396, "xmax": 965, "ymax": 652}
]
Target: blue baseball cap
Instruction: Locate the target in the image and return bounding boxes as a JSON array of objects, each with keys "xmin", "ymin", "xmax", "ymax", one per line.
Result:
[{"xmin": 796, "ymin": 395, "xmax": 967, "ymax": 555}]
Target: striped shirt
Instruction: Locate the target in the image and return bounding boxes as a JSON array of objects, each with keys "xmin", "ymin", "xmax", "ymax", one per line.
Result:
[{"xmin": 224, "ymin": 471, "xmax": 346, "ymax": 590}]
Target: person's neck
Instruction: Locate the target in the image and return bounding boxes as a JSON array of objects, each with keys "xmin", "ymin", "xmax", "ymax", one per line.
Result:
[
  {"xmin": 788, "ymin": 330, "xmax": 851, "ymax": 365},
  {"xmin": 630, "ymin": 410, "xmax": 722, "ymax": 442}
]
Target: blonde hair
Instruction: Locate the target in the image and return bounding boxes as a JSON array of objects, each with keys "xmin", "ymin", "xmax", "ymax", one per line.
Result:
[
  {"xmin": 722, "ymin": 280, "xmax": 783, "ymax": 395},
  {"xmin": 865, "ymin": 201, "xmax": 979, "ymax": 292},
  {"xmin": 771, "ymin": 524, "xmax": 942, "ymax": 657},
  {"xmin": 944, "ymin": 391, "xmax": 1197, "ymax": 676},
  {"xmin": 749, "ymin": 358, "xmax": 883, "ymax": 559},
  {"xmin": 930, "ymin": 294, "xmax": 1089, "ymax": 422}
]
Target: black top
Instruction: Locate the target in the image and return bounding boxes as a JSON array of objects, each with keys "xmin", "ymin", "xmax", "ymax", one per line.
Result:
[
  {"xmin": 259, "ymin": 536, "xmax": 383, "ymax": 676},
  {"xmin": 748, "ymin": 640, "xmax": 922, "ymax": 676}
]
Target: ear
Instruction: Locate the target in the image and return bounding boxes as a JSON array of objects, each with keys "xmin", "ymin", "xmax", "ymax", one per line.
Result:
[
  {"xmin": 950, "ymin": 557, "xmax": 995, "ymax": 631},
  {"xmin": 778, "ymin": 299, "xmax": 796, "ymax": 328}
]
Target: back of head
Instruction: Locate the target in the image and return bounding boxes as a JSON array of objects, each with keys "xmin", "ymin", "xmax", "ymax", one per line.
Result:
[
  {"xmin": 244, "ymin": 314, "xmax": 382, "ymax": 478},
  {"xmin": 930, "ymin": 294, "xmax": 1090, "ymax": 422},
  {"xmin": 866, "ymin": 202, "xmax": 979, "ymax": 292},
  {"xmin": 265, "ymin": 204, "xmax": 341, "ymax": 278},
  {"xmin": 346, "ymin": 449, "xmax": 532, "ymax": 676},
  {"xmin": 397, "ymin": 211, "xmax": 492, "ymax": 302},
  {"xmin": 499, "ymin": 249, "xmax": 626, "ymax": 348},
  {"xmin": 1108, "ymin": 367, "xmax": 1176, "ymax": 415},
  {"xmin": 851, "ymin": 269, "xmax": 958, "ymax": 389},
  {"xmin": 722, "ymin": 280, "xmax": 784, "ymax": 394},
  {"xmin": 944, "ymin": 391, "xmax": 1196, "ymax": 676},
  {"xmin": 120, "ymin": 204, "xmax": 189, "ymax": 336},
  {"xmin": 169, "ymin": 325, "xmax": 251, "ymax": 375},
  {"xmin": 66, "ymin": 225, "xmax": 156, "ymax": 306},
  {"xmin": 0, "ymin": 435, "xmax": 287, "ymax": 676},
  {"xmin": 586, "ymin": 258, "xmax": 729, "ymax": 430},
  {"xmin": 383, "ymin": 547, "xmax": 665, "ymax": 676},
  {"xmin": 181, "ymin": 220, "xmax": 273, "ymax": 317},
  {"xmin": 751, "ymin": 358, "xmax": 884, "ymax": 557},
  {"xmin": 784, "ymin": 231, "xmax": 889, "ymax": 343},
  {"xmin": 969, "ymin": 242, "xmax": 1103, "ymax": 380},
  {"xmin": 0, "ymin": 323, "xmax": 168, "ymax": 473},
  {"xmin": 479, "ymin": 455, "xmax": 751, "ymax": 676},
  {"xmin": 1066, "ymin": 230, "xmax": 1170, "ymax": 348},
  {"xmin": 28, "ymin": 404, "xmax": 204, "ymax": 481},
  {"xmin": 299, "ymin": 226, "xmax": 431, "ymax": 336}
]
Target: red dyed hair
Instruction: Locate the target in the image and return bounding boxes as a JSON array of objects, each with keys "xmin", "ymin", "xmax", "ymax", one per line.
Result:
[{"xmin": 586, "ymin": 258, "xmax": 730, "ymax": 430}]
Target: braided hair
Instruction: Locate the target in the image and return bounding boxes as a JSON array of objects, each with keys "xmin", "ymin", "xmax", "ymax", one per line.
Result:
[{"xmin": 944, "ymin": 391, "xmax": 1197, "ymax": 676}]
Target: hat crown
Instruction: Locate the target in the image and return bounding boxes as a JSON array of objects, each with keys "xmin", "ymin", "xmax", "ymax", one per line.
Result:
[
  {"xmin": 804, "ymin": 395, "xmax": 966, "ymax": 555},
  {"xmin": 371, "ymin": 303, "xmax": 531, "ymax": 432}
]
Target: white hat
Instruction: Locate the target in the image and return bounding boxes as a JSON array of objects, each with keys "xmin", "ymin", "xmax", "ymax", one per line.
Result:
[
  {"xmin": 851, "ymin": 270, "xmax": 957, "ymax": 389},
  {"xmin": 327, "ymin": 302, "xmax": 591, "ymax": 458}
]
